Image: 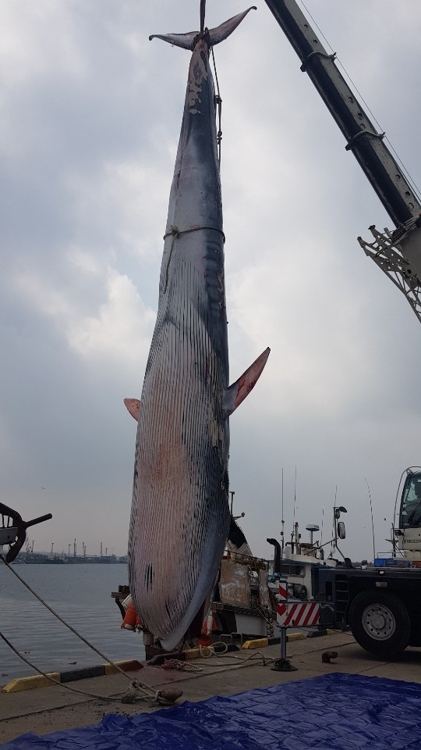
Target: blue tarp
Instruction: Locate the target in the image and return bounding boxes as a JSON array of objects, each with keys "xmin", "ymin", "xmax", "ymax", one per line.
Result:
[{"xmin": 3, "ymin": 673, "xmax": 421, "ymax": 749}]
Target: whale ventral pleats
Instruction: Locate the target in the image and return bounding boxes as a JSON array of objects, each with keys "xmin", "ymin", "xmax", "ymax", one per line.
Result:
[{"xmin": 127, "ymin": 5, "xmax": 268, "ymax": 652}]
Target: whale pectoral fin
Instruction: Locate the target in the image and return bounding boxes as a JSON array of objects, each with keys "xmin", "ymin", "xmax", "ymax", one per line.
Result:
[
  {"xmin": 208, "ymin": 7, "xmax": 257, "ymax": 46},
  {"xmin": 223, "ymin": 347, "xmax": 270, "ymax": 419},
  {"xmin": 124, "ymin": 398, "xmax": 140, "ymax": 422}
]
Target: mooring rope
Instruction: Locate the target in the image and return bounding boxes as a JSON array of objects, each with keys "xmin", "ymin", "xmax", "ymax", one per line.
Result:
[
  {"xmin": 0, "ymin": 562, "xmax": 271, "ymax": 703},
  {"xmin": 0, "ymin": 555, "xmax": 156, "ymax": 702},
  {"xmin": 0, "ymin": 555, "xmax": 133, "ymax": 677},
  {"xmin": 0, "ymin": 629, "xmax": 151, "ymax": 703},
  {"xmin": 196, "ymin": 648, "xmax": 271, "ymax": 669}
]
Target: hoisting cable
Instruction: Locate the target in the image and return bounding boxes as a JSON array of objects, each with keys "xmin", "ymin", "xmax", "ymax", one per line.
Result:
[
  {"xmin": 200, "ymin": 0, "xmax": 206, "ymax": 35},
  {"xmin": 0, "ymin": 555, "xmax": 157, "ymax": 703},
  {"xmin": 211, "ymin": 46, "xmax": 223, "ymax": 167}
]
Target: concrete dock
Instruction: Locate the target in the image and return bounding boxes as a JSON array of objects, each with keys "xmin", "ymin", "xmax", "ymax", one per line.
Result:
[{"xmin": 1, "ymin": 633, "xmax": 421, "ymax": 744}]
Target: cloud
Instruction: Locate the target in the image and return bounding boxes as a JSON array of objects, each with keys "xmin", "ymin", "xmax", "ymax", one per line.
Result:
[
  {"xmin": 16, "ymin": 260, "xmax": 155, "ymax": 366},
  {"xmin": 1, "ymin": 0, "xmax": 421, "ymax": 564}
]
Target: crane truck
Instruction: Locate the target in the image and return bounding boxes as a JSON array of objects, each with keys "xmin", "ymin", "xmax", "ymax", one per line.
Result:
[{"xmin": 263, "ymin": 0, "xmax": 421, "ymax": 657}]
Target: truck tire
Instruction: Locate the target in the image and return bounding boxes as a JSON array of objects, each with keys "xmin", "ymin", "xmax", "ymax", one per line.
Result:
[
  {"xmin": 408, "ymin": 633, "xmax": 421, "ymax": 647},
  {"xmin": 348, "ymin": 591, "xmax": 410, "ymax": 658},
  {"xmin": 408, "ymin": 617, "xmax": 421, "ymax": 647}
]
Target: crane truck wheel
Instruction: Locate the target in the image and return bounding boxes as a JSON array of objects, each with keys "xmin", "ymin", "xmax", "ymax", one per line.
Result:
[
  {"xmin": 408, "ymin": 622, "xmax": 421, "ymax": 647},
  {"xmin": 348, "ymin": 591, "xmax": 410, "ymax": 658}
]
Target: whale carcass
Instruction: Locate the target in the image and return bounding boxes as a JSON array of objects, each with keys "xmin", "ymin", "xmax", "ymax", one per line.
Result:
[{"xmin": 126, "ymin": 4, "xmax": 270, "ymax": 651}]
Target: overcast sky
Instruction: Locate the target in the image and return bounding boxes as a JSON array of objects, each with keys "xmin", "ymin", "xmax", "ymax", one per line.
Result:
[{"xmin": 1, "ymin": 0, "xmax": 421, "ymax": 563}]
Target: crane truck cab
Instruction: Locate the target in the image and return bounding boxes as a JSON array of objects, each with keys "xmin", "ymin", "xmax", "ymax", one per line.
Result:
[
  {"xmin": 395, "ymin": 467, "xmax": 421, "ymax": 562},
  {"xmin": 310, "ymin": 468, "xmax": 421, "ymax": 659}
]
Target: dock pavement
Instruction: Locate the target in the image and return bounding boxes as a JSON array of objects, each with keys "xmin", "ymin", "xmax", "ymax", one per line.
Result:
[{"xmin": 1, "ymin": 632, "xmax": 421, "ymax": 744}]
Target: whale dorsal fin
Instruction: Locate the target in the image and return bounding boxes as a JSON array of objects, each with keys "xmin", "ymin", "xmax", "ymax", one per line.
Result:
[
  {"xmin": 223, "ymin": 347, "xmax": 270, "ymax": 419},
  {"xmin": 149, "ymin": 7, "xmax": 256, "ymax": 50}
]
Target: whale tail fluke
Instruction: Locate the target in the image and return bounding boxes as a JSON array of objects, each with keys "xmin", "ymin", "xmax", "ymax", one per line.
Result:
[
  {"xmin": 208, "ymin": 6, "xmax": 256, "ymax": 46},
  {"xmin": 149, "ymin": 7, "xmax": 256, "ymax": 50}
]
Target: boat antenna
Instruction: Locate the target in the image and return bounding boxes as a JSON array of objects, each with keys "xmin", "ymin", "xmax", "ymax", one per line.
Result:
[
  {"xmin": 291, "ymin": 465, "xmax": 297, "ymax": 553},
  {"xmin": 200, "ymin": 0, "xmax": 206, "ymax": 33},
  {"xmin": 331, "ymin": 485, "xmax": 337, "ymax": 555},
  {"xmin": 280, "ymin": 467, "xmax": 285, "ymax": 554},
  {"xmin": 292, "ymin": 465, "xmax": 297, "ymax": 526},
  {"xmin": 365, "ymin": 477, "xmax": 376, "ymax": 562},
  {"xmin": 320, "ymin": 504, "xmax": 325, "ymax": 547}
]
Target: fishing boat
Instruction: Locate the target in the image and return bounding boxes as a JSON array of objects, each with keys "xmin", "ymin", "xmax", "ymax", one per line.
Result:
[{"xmin": 112, "ymin": 511, "xmax": 344, "ymax": 657}]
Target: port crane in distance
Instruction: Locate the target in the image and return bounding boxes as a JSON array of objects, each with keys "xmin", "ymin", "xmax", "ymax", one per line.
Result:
[{"xmin": 264, "ymin": 0, "xmax": 421, "ymax": 658}]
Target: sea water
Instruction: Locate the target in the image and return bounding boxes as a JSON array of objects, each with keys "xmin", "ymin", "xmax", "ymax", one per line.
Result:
[{"xmin": 0, "ymin": 563, "xmax": 145, "ymax": 682}]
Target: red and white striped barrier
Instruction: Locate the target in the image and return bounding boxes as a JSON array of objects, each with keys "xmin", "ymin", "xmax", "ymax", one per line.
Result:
[{"xmin": 276, "ymin": 580, "xmax": 320, "ymax": 628}]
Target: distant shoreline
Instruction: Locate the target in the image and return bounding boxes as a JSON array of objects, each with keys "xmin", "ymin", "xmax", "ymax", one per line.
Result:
[{"xmin": 12, "ymin": 555, "xmax": 128, "ymax": 565}]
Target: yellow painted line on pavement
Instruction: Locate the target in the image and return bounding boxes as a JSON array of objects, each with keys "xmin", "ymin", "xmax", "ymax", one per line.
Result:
[
  {"xmin": 242, "ymin": 638, "xmax": 269, "ymax": 649},
  {"xmin": 185, "ymin": 648, "xmax": 201, "ymax": 660},
  {"xmin": 104, "ymin": 659, "xmax": 142, "ymax": 675},
  {"xmin": 286, "ymin": 632, "xmax": 306, "ymax": 642},
  {"xmin": 2, "ymin": 672, "xmax": 61, "ymax": 693}
]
